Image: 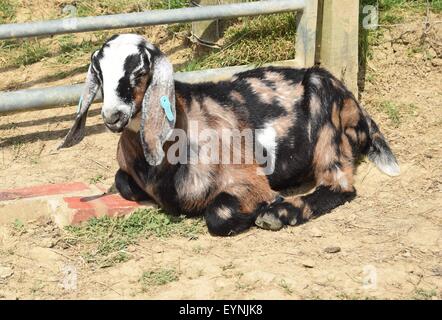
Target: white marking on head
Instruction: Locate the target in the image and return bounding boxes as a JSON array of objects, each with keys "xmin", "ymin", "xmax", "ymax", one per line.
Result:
[{"xmin": 97, "ymin": 34, "xmax": 155, "ymax": 130}]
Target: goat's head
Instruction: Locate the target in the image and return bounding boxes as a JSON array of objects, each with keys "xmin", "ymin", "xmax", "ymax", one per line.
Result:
[{"xmin": 59, "ymin": 34, "xmax": 176, "ymax": 165}]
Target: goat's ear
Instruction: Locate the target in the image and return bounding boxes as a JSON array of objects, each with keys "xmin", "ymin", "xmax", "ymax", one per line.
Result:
[
  {"xmin": 58, "ymin": 53, "xmax": 101, "ymax": 149},
  {"xmin": 140, "ymin": 48, "xmax": 176, "ymax": 165}
]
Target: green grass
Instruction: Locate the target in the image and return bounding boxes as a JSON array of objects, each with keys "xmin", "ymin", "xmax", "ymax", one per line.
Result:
[
  {"xmin": 56, "ymin": 35, "xmax": 103, "ymax": 64},
  {"xmin": 65, "ymin": 208, "xmax": 205, "ymax": 267},
  {"xmin": 74, "ymin": 0, "xmax": 188, "ymax": 17},
  {"xmin": 378, "ymin": 101, "xmax": 401, "ymax": 126},
  {"xmin": 152, "ymin": 0, "xmax": 190, "ymax": 10},
  {"xmin": 179, "ymin": 13, "xmax": 297, "ymax": 71},
  {"xmin": 13, "ymin": 40, "xmax": 51, "ymax": 66},
  {"xmin": 376, "ymin": 101, "xmax": 418, "ymax": 126},
  {"xmin": 89, "ymin": 174, "xmax": 104, "ymax": 184},
  {"xmin": 141, "ymin": 268, "xmax": 179, "ymax": 289},
  {"xmin": 0, "ymin": 1, "xmax": 190, "ymax": 68},
  {"xmin": 414, "ymin": 288, "xmax": 437, "ymax": 300},
  {"xmin": 378, "ymin": 0, "xmax": 441, "ymax": 16},
  {"xmin": 12, "ymin": 218, "xmax": 24, "ymax": 232},
  {"xmin": 359, "ymin": 0, "xmax": 440, "ymax": 89},
  {"xmin": 0, "ymin": 0, "xmax": 16, "ymax": 24}
]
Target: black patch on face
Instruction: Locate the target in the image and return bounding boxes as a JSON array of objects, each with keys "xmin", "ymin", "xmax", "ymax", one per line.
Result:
[{"xmin": 116, "ymin": 54, "xmax": 143, "ymax": 104}]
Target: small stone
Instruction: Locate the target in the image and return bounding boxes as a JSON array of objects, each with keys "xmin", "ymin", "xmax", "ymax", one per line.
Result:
[
  {"xmin": 324, "ymin": 246, "xmax": 341, "ymax": 254},
  {"xmin": 310, "ymin": 227, "xmax": 323, "ymax": 238},
  {"xmin": 402, "ymin": 250, "xmax": 411, "ymax": 258},
  {"xmin": 301, "ymin": 260, "xmax": 315, "ymax": 268},
  {"xmin": 0, "ymin": 266, "xmax": 13, "ymax": 279},
  {"xmin": 432, "ymin": 266, "xmax": 442, "ymax": 277},
  {"xmin": 39, "ymin": 238, "xmax": 55, "ymax": 248},
  {"xmin": 431, "ymin": 58, "xmax": 442, "ymax": 67}
]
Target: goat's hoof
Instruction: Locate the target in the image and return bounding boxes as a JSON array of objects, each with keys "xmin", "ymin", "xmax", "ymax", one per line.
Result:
[{"xmin": 255, "ymin": 212, "xmax": 284, "ymax": 231}]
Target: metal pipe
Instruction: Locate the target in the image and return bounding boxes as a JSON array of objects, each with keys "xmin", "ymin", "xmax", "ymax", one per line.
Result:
[
  {"xmin": 0, "ymin": 0, "xmax": 305, "ymax": 40},
  {"xmin": 0, "ymin": 59, "xmax": 300, "ymax": 113}
]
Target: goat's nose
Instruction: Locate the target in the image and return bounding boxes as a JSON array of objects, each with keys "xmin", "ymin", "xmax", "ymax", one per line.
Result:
[{"xmin": 105, "ymin": 111, "xmax": 122, "ymax": 124}]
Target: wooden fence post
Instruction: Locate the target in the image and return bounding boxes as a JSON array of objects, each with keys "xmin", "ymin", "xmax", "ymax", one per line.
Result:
[
  {"xmin": 318, "ymin": 0, "xmax": 359, "ymax": 95},
  {"xmin": 295, "ymin": 0, "xmax": 319, "ymax": 68}
]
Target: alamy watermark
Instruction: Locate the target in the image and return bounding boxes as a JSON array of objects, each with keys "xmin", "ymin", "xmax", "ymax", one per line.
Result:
[
  {"xmin": 60, "ymin": 264, "xmax": 77, "ymax": 291},
  {"xmin": 362, "ymin": 264, "xmax": 378, "ymax": 290},
  {"xmin": 62, "ymin": 5, "xmax": 78, "ymax": 30},
  {"xmin": 362, "ymin": 4, "xmax": 379, "ymax": 30},
  {"xmin": 164, "ymin": 120, "xmax": 276, "ymax": 175}
]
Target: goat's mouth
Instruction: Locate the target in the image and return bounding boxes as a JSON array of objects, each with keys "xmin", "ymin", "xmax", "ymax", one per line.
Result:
[{"xmin": 104, "ymin": 116, "xmax": 129, "ymax": 133}]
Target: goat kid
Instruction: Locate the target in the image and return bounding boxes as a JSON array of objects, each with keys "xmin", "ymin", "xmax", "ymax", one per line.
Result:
[{"xmin": 59, "ymin": 34, "xmax": 400, "ymax": 236}]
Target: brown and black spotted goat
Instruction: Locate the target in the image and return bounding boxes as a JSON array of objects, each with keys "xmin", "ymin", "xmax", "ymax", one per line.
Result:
[{"xmin": 59, "ymin": 34, "xmax": 400, "ymax": 236}]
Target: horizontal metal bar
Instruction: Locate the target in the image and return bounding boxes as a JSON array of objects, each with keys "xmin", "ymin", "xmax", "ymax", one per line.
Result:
[
  {"xmin": 0, "ymin": 0, "xmax": 305, "ymax": 40},
  {"xmin": 0, "ymin": 59, "xmax": 301, "ymax": 113}
]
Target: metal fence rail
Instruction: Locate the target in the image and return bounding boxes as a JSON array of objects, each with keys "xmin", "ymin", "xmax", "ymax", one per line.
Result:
[
  {"xmin": 0, "ymin": 0, "xmax": 305, "ymax": 40},
  {"xmin": 0, "ymin": 0, "xmax": 319, "ymax": 113},
  {"xmin": 0, "ymin": 60, "xmax": 299, "ymax": 112}
]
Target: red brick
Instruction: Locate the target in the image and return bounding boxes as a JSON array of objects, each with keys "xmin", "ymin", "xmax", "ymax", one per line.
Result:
[
  {"xmin": 66, "ymin": 193, "xmax": 140, "ymax": 224},
  {"xmin": 64, "ymin": 197, "xmax": 95, "ymax": 210},
  {"xmin": 0, "ymin": 182, "xmax": 89, "ymax": 201},
  {"xmin": 99, "ymin": 194, "xmax": 139, "ymax": 208},
  {"xmin": 70, "ymin": 209, "xmax": 97, "ymax": 224}
]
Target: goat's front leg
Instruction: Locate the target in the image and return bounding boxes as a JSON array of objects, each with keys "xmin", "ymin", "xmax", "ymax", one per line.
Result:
[
  {"xmin": 115, "ymin": 169, "xmax": 150, "ymax": 202},
  {"xmin": 205, "ymin": 169, "xmax": 277, "ymax": 236},
  {"xmin": 205, "ymin": 192, "xmax": 257, "ymax": 236}
]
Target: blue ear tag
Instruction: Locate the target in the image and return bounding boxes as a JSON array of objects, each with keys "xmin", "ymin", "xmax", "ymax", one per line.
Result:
[{"xmin": 160, "ymin": 96, "xmax": 174, "ymax": 122}]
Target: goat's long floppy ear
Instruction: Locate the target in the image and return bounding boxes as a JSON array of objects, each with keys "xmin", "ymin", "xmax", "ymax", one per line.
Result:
[
  {"xmin": 140, "ymin": 49, "xmax": 176, "ymax": 166},
  {"xmin": 58, "ymin": 54, "xmax": 101, "ymax": 149}
]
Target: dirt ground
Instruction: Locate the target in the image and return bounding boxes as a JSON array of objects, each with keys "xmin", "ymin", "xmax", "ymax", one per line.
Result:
[{"xmin": 0, "ymin": 14, "xmax": 441, "ymax": 299}]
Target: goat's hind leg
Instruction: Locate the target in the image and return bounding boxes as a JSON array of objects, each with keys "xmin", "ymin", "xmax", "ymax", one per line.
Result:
[
  {"xmin": 115, "ymin": 169, "xmax": 150, "ymax": 201},
  {"xmin": 255, "ymin": 177, "xmax": 356, "ymax": 231},
  {"xmin": 256, "ymin": 158, "xmax": 356, "ymax": 230}
]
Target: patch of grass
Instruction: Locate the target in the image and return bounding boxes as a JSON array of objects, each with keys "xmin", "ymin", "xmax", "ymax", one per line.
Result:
[
  {"xmin": 167, "ymin": 22, "xmax": 191, "ymax": 34},
  {"xmin": 381, "ymin": 12, "xmax": 405, "ymax": 24},
  {"xmin": 89, "ymin": 174, "xmax": 104, "ymax": 184},
  {"xmin": 12, "ymin": 218, "xmax": 25, "ymax": 233},
  {"xmin": 376, "ymin": 100, "xmax": 419, "ymax": 126},
  {"xmin": 141, "ymin": 268, "xmax": 178, "ymax": 289},
  {"xmin": 431, "ymin": 0, "xmax": 442, "ymax": 12},
  {"xmin": 65, "ymin": 208, "xmax": 205, "ymax": 266},
  {"xmin": 72, "ymin": 0, "xmax": 188, "ymax": 17},
  {"xmin": 179, "ymin": 13, "xmax": 297, "ymax": 71},
  {"xmin": 56, "ymin": 35, "xmax": 101, "ymax": 64},
  {"xmin": 414, "ymin": 288, "xmax": 437, "ymax": 300},
  {"xmin": 377, "ymin": 0, "xmax": 439, "ymax": 17},
  {"xmin": 221, "ymin": 262, "xmax": 235, "ymax": 271},
  {"xmin": 12, "ymin": 140, "xmax": 24, "ymax": 159},
  {"xmin": 359, "ymin": 0, "xmax": 439, "ymax": 78},
  {"xmin": 13, "ymin": 40, "xmax": 51, "ymax": 66},
  {"xmin": 152, "ymin": 0, "xmax": 189, "ymax": 10},
  {"xmin": 0, "ymin": 0, "xmax": 16, "ymax": 24},
  {"xmin": 75, "ymin": 0, "xmax": 144, "ymax": 17},
  {"xmin": 192, "ymin": 245, "xmax": 205, "ymax": 254},
  {"xmin": 378, "ymin": 101, "xmax": 401, "ymax": 126}
]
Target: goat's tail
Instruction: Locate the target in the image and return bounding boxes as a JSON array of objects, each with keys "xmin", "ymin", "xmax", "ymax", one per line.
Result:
[{"xmin": 363, "ymin": 113, "xmax": 400, "ymax": 176}]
